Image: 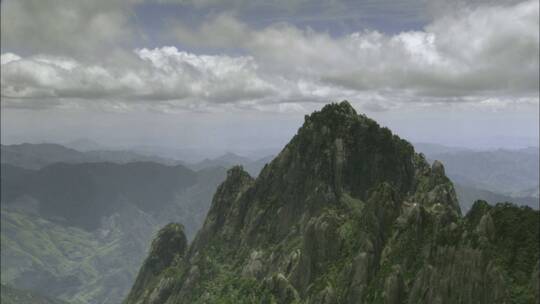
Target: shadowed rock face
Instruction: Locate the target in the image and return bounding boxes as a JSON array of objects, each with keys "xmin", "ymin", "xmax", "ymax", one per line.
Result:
[
  {"xmin": 125, "ymin": 223, "xmax": 187, "ymax": 304},
  {"xmin": 124, "ymin": 101, "xmax": 539, "ymax": 304}
]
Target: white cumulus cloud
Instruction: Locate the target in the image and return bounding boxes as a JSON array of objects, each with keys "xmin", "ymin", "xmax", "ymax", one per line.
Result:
[{"xmin": 1, "ymin": 0, "xmax": 538, "ymax": 112}]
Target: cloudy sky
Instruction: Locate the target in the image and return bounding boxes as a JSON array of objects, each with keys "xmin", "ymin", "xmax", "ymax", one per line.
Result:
[{"xmin": 1, "ymin": 0, "xmax": 538, "ymax": 156}]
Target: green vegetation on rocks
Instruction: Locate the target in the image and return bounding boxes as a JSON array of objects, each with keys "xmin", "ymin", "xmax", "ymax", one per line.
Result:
[{"xmin": 125, "ymin": 101, "xmax": 539, "ymax": 304}]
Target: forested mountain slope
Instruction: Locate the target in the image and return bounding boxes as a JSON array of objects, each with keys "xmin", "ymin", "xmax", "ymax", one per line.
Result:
[{"xmin": 125, "ymin": 102, "xmax": 539, "ymax": 304}]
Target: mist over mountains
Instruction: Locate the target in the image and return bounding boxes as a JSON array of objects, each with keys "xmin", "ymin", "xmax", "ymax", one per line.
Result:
[
  {"xmin": 1, "ymin": 160, "xmax": 227, "ymax": 303},
  {"xmin": 413, "ymin": 144, "xmax": 540, "ymax": 212},
  {"xmin": 1, "ymin": 284, "xmax": 67, "ymax": 304},
  {"xmin": 0, "ymin": 141, "xmax": 282, "ymax": 303},
  {"xmin": 0, "ymin": 143, "xmax": 181, "ymax": 170},
  {"xmin": 1, "ymin": 109, "xmax": 538, "ymax": 303},
  {"xmin": 1, "ymin": 0, "xmax": 538, "ymax": 302}
]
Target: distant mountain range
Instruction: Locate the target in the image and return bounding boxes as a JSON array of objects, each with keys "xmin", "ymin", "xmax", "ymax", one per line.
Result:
[
  {"xmin": 454, "ymin": 183, "xmax": 538, "ymax": 213},
  {"xmin": 0, "ymin": 144, "xmax": 276, "ymax": 303},
  {"xmin": 1, "ymin": 160, "xmax": 227, "ymax": 303},
  {"xmin": 188, "ymin": 145, "xmax": 540, "ymax": 210},
  {"xmin": 1, "ymin": 284, "xmax": 67, "ymax": 304},
  {"xmin": 0, "ymin": 143, "xmax": 181, "ymax": 170},
  {"xmin": 1, "ymin": 142, "xmax": 274, "ymax": 177},
  {"xmin": 1, "ymin": 136, "xmax": 538, "ymax": 303},
  {"xmin": 413, "ymin": 142, "xmax": 473, "ymax": 155},
  {"xmin": 188, "ymin": 152, "xmax": 273, "ymax": 177},
  {"xmin": 2, "ymin": 162, "xmax": 202, "ymax": 230},
  {"xmin": 414, "ymin": 145, "xmax": 540, "ymax": 210},
  {"xmin": 424, "ymin": 148, "xmax": 539, "ymax": 198},
  {"xmin": 62, "ymin": 138, "xmax": 107, "ymax": 152}
]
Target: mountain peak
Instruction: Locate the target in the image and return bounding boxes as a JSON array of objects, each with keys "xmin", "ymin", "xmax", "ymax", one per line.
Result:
[
  {"xmin": 271, "ymin": 101, "xmax": 423, "ymax": 204},
  {"xmin": 320, "ymin": 100, "xmax": 357, "ymax": 116},
  {"xmin": 125, "ymin": 223, "xmax": 187, "ymax": 303},
  {"xmin": 186, "ymin": 165, "xmax": 254, "ymax": 253},
  {"xmin": 303, "ymin": 100, "xmax": 361, "ymax": 128},
  {"xmin": 298, "ymin": 100, "xmax": 376, "ymax": 148},
  {"xmin": 226, "ymin": 165, "xmax": 252, "ymax": 181},
  {"xmin": 126, "ymin": 102, "xmax": 477, "ymax": 304}
]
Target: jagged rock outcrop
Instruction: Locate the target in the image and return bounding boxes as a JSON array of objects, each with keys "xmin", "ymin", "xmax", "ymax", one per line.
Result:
[
  {"xmin": 125, "ymin": 223, "xmax": 187, "ymax": 304},
  {"xmin": 124, "ymin": 101, "xmax": 540, "ymax": 304}
]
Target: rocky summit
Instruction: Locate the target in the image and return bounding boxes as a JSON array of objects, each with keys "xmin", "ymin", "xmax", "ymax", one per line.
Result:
[{"xmin": 124, "ymin": 101, "xmax": 539, "ymax": 304}]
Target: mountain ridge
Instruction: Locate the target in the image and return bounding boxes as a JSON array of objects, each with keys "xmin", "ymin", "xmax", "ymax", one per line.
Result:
[
  {"xmin": 425, "ymin": 148, "xmax": 539, "ymax": 198},
  {"xmin": 1, "ymin": 143, "xmax": 181, "ymax": 169},
  {"xmin": 121, "ymin": 101, "xmax": 539, "ymax": 304},
  {"xmin": 1, "ymin": 161, "xmax": 227, "ymax": 303},
  {"xmin": 1, "ymin": 284, "xmax": 68, "ymax": 304}
]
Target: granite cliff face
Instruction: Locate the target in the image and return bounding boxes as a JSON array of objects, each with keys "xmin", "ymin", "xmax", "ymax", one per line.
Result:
[{"xmin": 125, "ymin": 101, "xmax": 539, "ymax": 304}]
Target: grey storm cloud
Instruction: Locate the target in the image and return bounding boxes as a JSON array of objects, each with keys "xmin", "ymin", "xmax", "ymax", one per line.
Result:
[
  {"xmin": 0, "ymin": 0, "xmax": 138, "ymax": 59},
  {"xmin": 0, "ymin": 0, "xmax": 538, "ymax": 113}
]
